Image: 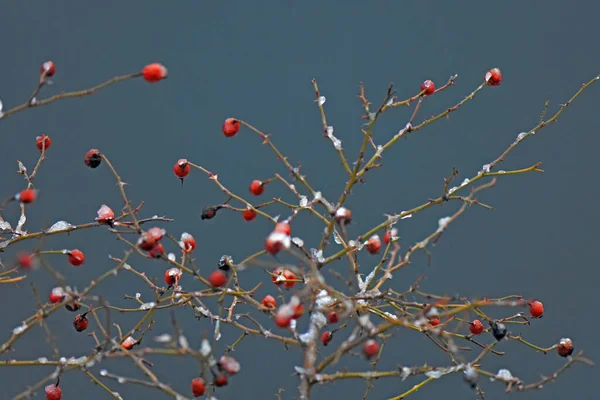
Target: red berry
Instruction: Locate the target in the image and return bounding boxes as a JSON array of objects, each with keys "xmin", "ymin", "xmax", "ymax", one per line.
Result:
[
  {"xmin": 321, "ymin": 331, "xmax": 333, "ymax": 346},
  {"xmin": 557, "ymin": 338, "xmax": 574, "ymax": 357},
  {"xmin": 147, "ymin": 227, "xmax": 165, "ymax": 242},
  {"xmin": 173, "ymin": 159, "xmax": 190, "ymax": 179},
  {"xmin": 249, "ymin": 179, "xmax": 265, "ymax": 196},
  {"xmin": 149, "ymin": 242, "xmax": 165, "ymax": 258},
  {"xmin": 49, "ymin": 287, "xmax": 66, "ymax": 304},
  {"xmin": 383, "ymin": 228, "xmax": 398, "ymax": 245},
  {"xmin": 121, "ymin": 336, "xmax": 136, "ymax": 350},
  {"xmin": 265, "ymin": 231, "xmax": 289, "ymax": 255},
  {"xmin": 209, "ymin": 270, "xmax": 227, "ymax": 288},
  {"xmin": 363, "ymin": 339, "xmax": 379, "ymax": 359},
  {"xmin": 44, "ymin": 384, "xmax": 62, "ymax": 400},
  {"xmin": 214, "ymin": 374, "xmax": 228, "ymax": 387},
  {"xmin": 41, "ymin": 61, "xmax": 56, "ymax": 78},
  {"xmin": 365, "ymin": 235, "xmax": 381, "ymax": 254},
  {"xmin": 292, "ymin": 302, "xmax": 304, "ymax": 319},
  {"xmin": 327, "ymin": 311, "xmax": 339, "ymax": 324},
  {"xmin": 420, "ymin": 79, "xmax": 435, "ymax": 95},
  {"xmin": 429, "ymin": 317, "xmax": 440, "ymax": 327},
  {"xmin": 180, "ymin": 232, "xmax": 196, "ymax": 253},
  {"xmin": 274, "ymin": 221, "xmax": 291, "ymax": 236},
  {"xmin": 17, "ymin": 253, "xmax": 33, "ymax": 269},
  {"xmin": 485, "ymin": 68, "xmax": 502, "ymax": 86},
  {"xmin": 242, "ymin": 208, "xmax": 257, "ymax": 221},
  {"xmin": 334, "ymin": 207, "xmax": 352, "ymax": 224},
  {"xmin": 96, "ymin": 204, "xmax": 115, "ymax": 224},
  {"xmin": 271, "ymin": 267, "xmax": 297, "ymax": 288},
  {"xmin": 261, "ymin": 295, "xmax": 277, "ymax": 309},
  {"xmin": 191, "ymin": 377, "xmax": 206, "ymax": 397},
  {"xmin": 274, "ymin": 304, "xmax": 294, "ymax": 328},
  {"xmin": 17, "ymin": 188, "xmax": 37, "ymax": 204},
  {"xmin": 36, "ymin": 134, "xmax": 51, "ymax": 151},
  {"xmin": 469, "ymin": 320, "xmax": 484, "ymax": 335},
  {"xmin": 73, "ymin": 313, "xmax": 89, "ymax": 332},
  {"xmin": 164, "ymin": 268, "xmax": 182, "ymax": 286},
  {"xmin": 222, "ymin": 118, "xmax": 241, "ymax": 137},
  {"xmin": 137, "ymin": 232, "xmax": 156, "ymax": 251},
  {"xmin": 218, "ymin": 355, "xmax": 241, "ymax": 375},
  {"xmin": 529, "ymin": 300, "xmax": 544, "ymax": 318},
  {"xmin": 142, "ymin": 63, "xmax": 168, "ymax": 83},
  {"xmin": 84, "ymin": 149, "xmax": 102, "ymax": 168},
  {"xmin": 68, "ymin": 249, "xmax": 85, "ymax": 266}
]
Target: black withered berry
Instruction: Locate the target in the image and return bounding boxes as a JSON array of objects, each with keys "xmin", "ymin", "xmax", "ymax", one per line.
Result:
[{"xmin": 490, "ymin": 321, "xmax": 507, "ymax": 341}]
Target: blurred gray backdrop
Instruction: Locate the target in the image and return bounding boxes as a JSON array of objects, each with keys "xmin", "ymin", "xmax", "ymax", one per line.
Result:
[{"xmin": 1, "ymin": 2, "xmax": 598, "ymax": 399}]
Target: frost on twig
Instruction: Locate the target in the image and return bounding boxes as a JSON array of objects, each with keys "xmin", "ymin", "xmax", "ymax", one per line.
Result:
[{"xmin": 325, "ymin": 126, "xmax": 343, "ymax": 150}]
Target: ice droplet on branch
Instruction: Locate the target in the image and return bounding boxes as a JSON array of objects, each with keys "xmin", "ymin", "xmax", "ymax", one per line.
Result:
[
  {"xmin": 318, "ymin": 96, "xmax": 326, "ymax": 106},
  {"xmin": 46, "ymin": 220, "xmax": 75, "ymax": 233}
]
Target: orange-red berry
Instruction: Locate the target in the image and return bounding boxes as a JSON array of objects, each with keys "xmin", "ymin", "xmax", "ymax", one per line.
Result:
[
  {"xmin": 214, "ymin": 374, "xmax": 228, "ymax": 387},
  {"xmin": 17, "ymin": 188, "xmax": 37, "ymax": 204},
  {"xmin": 261, "ymin": 295, "xmax": 277, "ymax": 309},
  {"xmin": 274, "ymin": 304, "xmax": 294, "ymax": 328},
  {"xmin": 164, "ymin": 268, "xmax": 182, "ymax": 286},
  {"xmin": 84, "ymin": 149, "xmax": 102, "ymax": 168},
  {"xmin": 73, "ymin": 313, "xmax": 89, "ymax": 332},
  {"xmin": 41, "ymin": 61, "xmax": 56, "ymax": 78},
  {"xmin": 218, "ymin": 355, "xmax": 241, "ymax": 375},
  {"xmin": 321, "ymin": 331, "xmax": 333, "ymax": 346},
  {"xmin": 147, "ymin": 227, "xmax": 165, "ymax": 242},
  {"xmin": 222, "ymin": 118, "xmax": 241, "ymax": 137},
  {"xmin": 44, "ymin": 384, "xmax": 62, "ymax": 400},
  {"xmin": 557, "ymin": 338, "xmax": 574, "ymax": 357},
  {"xmin": 249, "ymin": 180, "xmax": 265, "ymax": 196},
  {"xmin": 36, "ymin": 134, "xmax": 51, "ymax": 151},
  {"xmin": 242, "ymin": 208, "xmax": 257, "ymax": 221},
  {"xmin": 327, "ymin": 311, "xmax": 339, "ymax": 324},
  {"xmin": 292, "ymin": 302, "xmax": 304, "ymax": 319},
  {"xmin": 469, "ymin": 320, "xmax": 484, "ymax": 335},
  {"xmin": 191, "ymin": 377, "xmax": 206, "ymax": 397},
  {"xmin": 68, "ymin": 249, "xmax": 85, "ymax": 266},
  {"xmin": 173, "ymin": 159, "xmax": 190, "ymax": 179},
  {"xmin": 142, "ymin": 63, "xmax": 168, "ymax": 83},
  {"xmin": 429, "ymin": 317, "xmax": 440, "ymax": 327},
  {"xmin": 17, "ymin": 252, "xmax": 33, "ymax": 269},
  {"xmin": 49, "ymin": 287, "xmax": 66, "ymax": 304},
  {"xmin": 274, "ymin": 221, "xmax": 291, "ymax": 236},
  {"xmin": 265, "ymin": 231, "xmax": 289, "ymax": 255},
  {"xmin": 334, "ymin": 207, "xmax": 352, "ymax": 224},
  {"xmin": 365, "ymin": 235, "xmax": 381, "ymax": 254},
  {"xmin": 271, "ymin": 267, "xmax": 297, "ymax": 289},
  {"xmin": 421, "ymin": 79, "xmax": 435, "ymax": 95},
  {"xmin": 149, "ymin": 242, "xmax": 165, "ymax": 258},
  {"xmin": 383, "ymin": 228, "xmax": 398, "ymax": 245},
  {"xmin": 209, "ymin": 270, "xmax": 227, "ymax": 287},
  {"xmin": 96, "ymin": 204, "xmax": 115, "ymax": 224},
  {"xmin": 485, "ymin": 68, "xmax": 502, "ymax": 86},
  {"xmin": 121, "ymin": 336, "xmax": 136, "ymax": 350},
  {"xmin": 529, "ymin": 300, "xmax": 544, "ymax": 318},
  {"xmin": 180, "ymin": 232, "xmax": 196, "ymax": 253},
  {"xmin": 363, "ymin": 339, "xmax": 379, "ymax": 359}
]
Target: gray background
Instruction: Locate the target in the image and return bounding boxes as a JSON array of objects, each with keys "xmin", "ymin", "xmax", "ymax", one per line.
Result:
[{"xmin": 1, "ymin": 2, "xmax": 598, "ymax": 399}]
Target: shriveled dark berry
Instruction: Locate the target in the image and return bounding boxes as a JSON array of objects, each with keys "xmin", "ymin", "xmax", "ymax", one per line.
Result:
[
  {"xmin": 201, "ymin": 205, "xmax": 220, "ymax": 220},
  {"xmin": 490, "ymin": 321, "xmax": 507, "ymax": 341},
  {"xmin": 84, "ymin": 149, "xmax": 102, "ymax": 168},
  {"xmin": 218, "ymin": 255, "xmax": 233, "ymax": 271}
]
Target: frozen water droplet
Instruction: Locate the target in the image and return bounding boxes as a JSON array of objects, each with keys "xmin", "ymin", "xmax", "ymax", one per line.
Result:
[
  {"xmin": 12, "ymin": 324, "xmax": 27, "ymax": 335},
  {"xmin": 0, "ymin": 221, "xmax": 11, "ymax": 231},
  {"xmin": 167, "ymin": 253, "xmax": 176, "ymax": 262},
  {"xmin": 46, "ymin": 220, "xmax": 75, "ymax": 233},
  {"xmin": 299, "ymin": 196, "xmax": 308, "ymax": 207},
  {"xmin": 516, "ymin": 132, "xmax": 527, "ymax": 142},
  {"xmin": 425, "ymin": 370, "xmax": 443, "ymax": 379},
  {"xmin": 291, "ymin": 237, "xmax": 304, "ymax": 247},
  {"xmin": 200, "ymin": 339, "xmax": 211, "ymax": 357},
  {"xmin": 139, "ymin": 302, "xmax": 155, "ymax": 310},
  {"xmin": 318, "ymin": 96, "xmax": 326, "ymax": 106},
  {"xmin": 333, "ymin": 230, "xmax": 342, "ymax": 245},
  {"xmin": 117, "ymin": 377, "xmax": 126, "ymax": 384}
]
